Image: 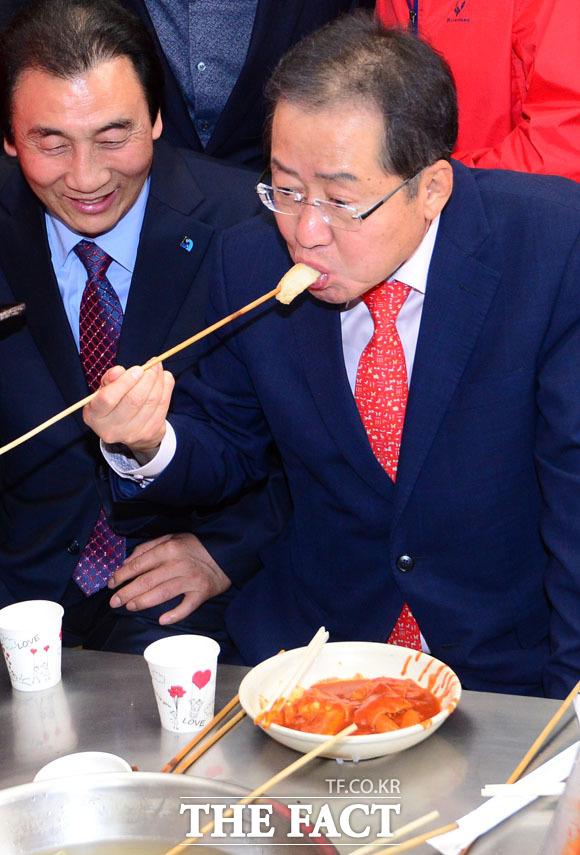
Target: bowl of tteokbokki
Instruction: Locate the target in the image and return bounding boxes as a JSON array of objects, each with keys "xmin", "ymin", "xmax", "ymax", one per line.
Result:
[{"xmin": 239, "ymin": 642, "xmax": 462, "ymax": 759}]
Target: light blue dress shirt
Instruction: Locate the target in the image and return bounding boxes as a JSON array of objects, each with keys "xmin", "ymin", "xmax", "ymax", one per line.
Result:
[{"xmin": 45, "ymin": 177, "xmax": 150, "ymax": 349}]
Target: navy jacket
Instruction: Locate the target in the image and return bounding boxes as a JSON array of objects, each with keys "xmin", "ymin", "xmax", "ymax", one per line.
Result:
[
  {"xmin": 128, "ymin": 161, "xmax": 580, "ymax": 699},
  {"xmin": 0, "ymin": 140, "xmax": 289, "ymax": 606}
]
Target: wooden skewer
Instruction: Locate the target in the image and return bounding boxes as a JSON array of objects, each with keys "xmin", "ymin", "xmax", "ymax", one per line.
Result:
[
  {"xmin": 160, "ymin": 693, "xmax": 240, "ymax": 773},
  {"xmin": 370, "ymin": 822, "xmax": 459, "ymax": 855},
  {"xmin": 162, "ymin": 722, "xmax": 358, "ymax": 855},
  {"xmin": 171, "ymin": 709, "xmax": 246, "ymax": 775},
  {"xmin": 505, "ymin": 677, "xmax": 580, "ymax": 784},
  {"xmin": 349, "ymin": 809, "xmax": 440, "ymax": 855},
  {"xmin": 0, "ymin": 285, "xmax": 280, "ymax": 457},
  {"xmin": 459, "ymin": 676, "xmax": 580, "ymax": 855}
]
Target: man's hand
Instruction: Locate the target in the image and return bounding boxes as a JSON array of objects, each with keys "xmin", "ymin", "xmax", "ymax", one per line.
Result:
[
  {"xmin": 83, "ymin": 363, "xmax": 174, "ymax": 454},
  {"xmin": 108, "ymin": 533, "xmax": 232, "ymax": 625}
]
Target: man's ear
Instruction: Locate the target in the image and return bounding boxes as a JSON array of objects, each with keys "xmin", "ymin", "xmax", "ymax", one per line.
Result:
[
  {"xmin": 152, "ymin": 110, "xmax": 163, "ymax": 141},
  {"xmin": 3, "ymin": 138, "xmax": 17, "ymax": 157},
  {"xmin": 421, "ymin": 160, "xmax": 453, "ymax": 220}
]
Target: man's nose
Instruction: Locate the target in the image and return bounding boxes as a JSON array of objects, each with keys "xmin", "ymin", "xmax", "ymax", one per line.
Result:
[
  {"xmin": 294, "ymin": 200, "xmax": 333, "ymax": 248},
  {"xmin": 65, "ymin": 147, "xmax": 110, "ymax": 193}
]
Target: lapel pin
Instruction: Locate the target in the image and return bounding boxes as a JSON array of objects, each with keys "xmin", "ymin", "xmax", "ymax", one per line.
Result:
[{"xmin": 180, "ymin": 236, "xmax": 194, "ymax": 252}]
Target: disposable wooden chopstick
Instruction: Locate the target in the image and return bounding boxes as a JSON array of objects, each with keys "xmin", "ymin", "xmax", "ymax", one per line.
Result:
[
  {"xmin": 458, "ymin": 676, "xmax": 580, "ymax": 855},
  {"xmin": 367, "ymin": 822, "xmax": 459, "ymax": 855},
  {"xmin": 0, "ymin": 285, "xmax": 280, "ymax": 457},
  {"xmin": 349, "ymin": 809, "xmax": 440, "ymax": 855},
  {"xmin": 257, "ymin": 626, "xmax": 329, "ymax": 728},
  {"xmin": 160, "ymin": 693, "xmax": 241, "ymax": 773},
  {"xmin": 505, "ymin": 676, "xmax": 580, "ymax": 783},
  {"xmin": 162, "ymin": 722, "xmax": 358, "ymax": 855},
  {"xmin": 171, "ymin": 709, "xmax": 246, "ymax": 775}
]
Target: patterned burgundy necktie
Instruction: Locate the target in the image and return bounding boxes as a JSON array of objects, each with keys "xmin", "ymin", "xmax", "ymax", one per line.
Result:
[
  {"xmin": 73, "ymin": 239, "xmax": 126, "ymax": 595},
  {"xmin": 354, "ymin": 280, "xmax": 421, "ymax": 650}
]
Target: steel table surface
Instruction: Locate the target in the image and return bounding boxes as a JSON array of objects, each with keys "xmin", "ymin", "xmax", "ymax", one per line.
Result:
[{"xmin": 0, "ymin": 647, "xmax": 577, "ymax": 854}]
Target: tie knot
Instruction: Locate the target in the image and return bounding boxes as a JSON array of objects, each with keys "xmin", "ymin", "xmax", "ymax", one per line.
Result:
[
  {"xmin": 74, "ymin": 239, "xmax": 113, "ymax": 280},
  {"xmin": 363, "ymin": 279, "xmax": 410, "ymax": 326}
]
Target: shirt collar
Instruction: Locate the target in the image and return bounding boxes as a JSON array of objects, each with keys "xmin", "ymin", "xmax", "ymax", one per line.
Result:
[
  {"xmin": 343, "ymin": 214, "xmax": 440, "ymax": 311},
  {"xmin": 389, "ymin": 213, "xmax": 440, "ymax": 295},
  {"xmin": 46, "ymin": 176, "xmax": 151, "ymax": 273}
]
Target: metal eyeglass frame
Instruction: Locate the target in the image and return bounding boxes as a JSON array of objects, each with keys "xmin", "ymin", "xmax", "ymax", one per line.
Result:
[{"xmin": 255, "ymin": 168, "xmax": 420, "ymax": 230}]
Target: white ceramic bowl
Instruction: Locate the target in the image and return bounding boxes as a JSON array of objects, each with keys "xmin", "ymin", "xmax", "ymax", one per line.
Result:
[{"xmin": 239, "ymin": 642, "xmax": 461, "ymax": 760}]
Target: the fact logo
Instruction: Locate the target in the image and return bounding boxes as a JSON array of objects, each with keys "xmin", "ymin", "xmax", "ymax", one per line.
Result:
[{"xmin": 179, "ymin": 778, "xmax": 403, "ymax": 842}]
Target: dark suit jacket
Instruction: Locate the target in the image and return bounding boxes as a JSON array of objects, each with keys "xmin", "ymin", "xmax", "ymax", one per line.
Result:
[
  {"xmin": 118, "ymin": 0, "xmax": 360, "ymax": 170},
  {"xmin": 129, "ymin": 161, "xmax": 580, "ymax": 699},
  {"xmin": 0, "ymin": 140, "xmax": 287, "ymax": 608}
]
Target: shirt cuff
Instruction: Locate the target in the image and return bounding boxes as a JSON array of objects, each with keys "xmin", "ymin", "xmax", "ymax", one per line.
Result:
[{"xmin": 101, "ymin": 421, "xmax": 177, "ymax": 486}]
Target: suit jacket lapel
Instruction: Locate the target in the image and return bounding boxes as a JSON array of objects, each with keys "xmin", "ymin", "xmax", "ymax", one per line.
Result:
[
  {"xmin": 0, "ymin": 168, "xmax": 89, "ymax": 419},
  {"xmin": 117, "ymin": 143, "xmax": 215, "ymax": 368},
  {"xmin": 393, "ymin": 163, "xmax": 502, "ymax": 523},
  {"xmin": 290, "ymin": 294, "xmax": 397, "ymax": 501}
]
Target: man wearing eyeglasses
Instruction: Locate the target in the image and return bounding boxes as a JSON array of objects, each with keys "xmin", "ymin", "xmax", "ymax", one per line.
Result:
[{"xmin": 86, "ymin": 13, "xmax": 580, "ymax": 698}]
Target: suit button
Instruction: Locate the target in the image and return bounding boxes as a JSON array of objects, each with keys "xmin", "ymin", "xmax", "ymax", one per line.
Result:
[
  {"xmin": 67, "ymin": 539, "xmax": 80, "ymax": 555},
  {"xmin": 97, "ymin": 464, "xmax": 108, "ymax": 481},
  {"xmin": 396, "ymin": 554, "xmax": 414, "ymax": 573}
]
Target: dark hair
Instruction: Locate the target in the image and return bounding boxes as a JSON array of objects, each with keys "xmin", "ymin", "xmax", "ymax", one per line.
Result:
[
  {"xmin": 264, "ymin": 11, "xmax": 458, "ymax": 182},
  {"xmin": 0, "ymin": 0, "xmax": 164, "ymax": 144}
]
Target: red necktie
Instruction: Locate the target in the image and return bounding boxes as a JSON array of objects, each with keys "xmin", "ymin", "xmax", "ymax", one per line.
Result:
[
  {"xmin": 354, "ymin": 280, "xmax": 421, "ymax": 650},
  {"xmin": 73, "ymin": 240, "xmax": 126, "ymax": 596}
]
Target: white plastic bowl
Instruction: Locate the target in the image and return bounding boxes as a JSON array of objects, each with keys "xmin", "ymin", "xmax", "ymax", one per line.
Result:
[{"xmin": 239, "ymin": 641, "xmax": 461, "ymax": 760}]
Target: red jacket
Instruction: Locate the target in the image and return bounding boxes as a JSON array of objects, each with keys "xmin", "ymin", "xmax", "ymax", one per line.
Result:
[{"xmin": 375, "ymin": 0, "xmax": 580, "ymax": 180}]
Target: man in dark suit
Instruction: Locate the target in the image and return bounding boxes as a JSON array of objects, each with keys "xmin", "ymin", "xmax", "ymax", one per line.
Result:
[
  {"xmin": 117, "ymin": 0, "xmax": 363, "ymax": 171},
  {"xmin": 86, "ymin": 14, "xmax": 580, "ymax": 698},
  {"xmin": 0, "ymin": 0, "xmax": 287, "ymax": 653}
]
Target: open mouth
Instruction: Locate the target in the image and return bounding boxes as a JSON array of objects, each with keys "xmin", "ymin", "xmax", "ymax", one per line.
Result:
[{"xmin": 307, "ymin": 272, "xmax": 329, "ymax": 291}]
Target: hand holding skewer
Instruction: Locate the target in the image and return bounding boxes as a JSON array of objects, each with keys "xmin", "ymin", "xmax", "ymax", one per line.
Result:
[{"xmin": 0, "ymin": 264, "xmax": 318, "ymax": 458}]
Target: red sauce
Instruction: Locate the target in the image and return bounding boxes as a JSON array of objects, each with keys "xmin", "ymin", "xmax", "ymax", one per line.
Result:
[
  {"xmin": 563, "ymin": 828, "xmax": 580, "ymax": 855},
  {"xmin": 266, "ymin": 675, "xmax": 441, "ymax": 736}
]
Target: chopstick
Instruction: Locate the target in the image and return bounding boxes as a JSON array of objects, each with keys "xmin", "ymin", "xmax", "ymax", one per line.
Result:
[
  {"xmin": 257, "ymin": 626, "xmax": 329, "ymax": 728},
  {"xmin": 0, "ymin": 285, "xmax": 280, "ymax": 457},
  {"xmin": 366, "ymin": 822, "xmax": 459, "ymax": 855},
  {"xmin": 505, "ymin": 676, "xmax": 580, "ymax": 783},
  {"xmin": 162, "ymin": 722, "xmax": 358, "ymax": 855},
  {"xmin": 171, "ymin": 709, "xmax": 246, "ymax": 775},
  {"xmin": 160, "ymin": 693, "xmax": 242, "ymax": 774},
  {"xmin": 349, "ymin": 809, "xmax": 440, "ymax": 855},
  {"xmin": 458, "ymin": 676, "xmax": 580, "ymax": 855},
  {"xmin": 161, "ymin": 648, "xmax": 287, "ymax": 774}
]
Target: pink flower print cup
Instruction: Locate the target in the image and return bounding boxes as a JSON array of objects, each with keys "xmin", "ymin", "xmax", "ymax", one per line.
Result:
[
  {"xmin": 144, "ymin": 635, "xmax": 220, "ymax": 732},
  {"xmin": 0, "ymin": 600, "xmax": 64, "ymax": 691}
]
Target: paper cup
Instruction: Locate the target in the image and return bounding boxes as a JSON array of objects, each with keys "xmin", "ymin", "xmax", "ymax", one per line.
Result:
[
  {"xmin": 0, "ymin": 600, "xmax": 64, "ymax": 692},
  {"xmin": 144, "ymin": 635, "xmax": 220, "ymax": 733}
]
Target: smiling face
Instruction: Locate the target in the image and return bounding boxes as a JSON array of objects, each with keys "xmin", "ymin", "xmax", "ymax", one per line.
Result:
[
  {"xmin": 4, "ymin": 56, "xmax": 162, "ymax": 237},
  {"xmin": 270, "ymin": 100, "xmax": 453, "ymax": 304}
]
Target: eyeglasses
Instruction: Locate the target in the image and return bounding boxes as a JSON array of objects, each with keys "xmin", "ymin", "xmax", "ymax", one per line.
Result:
[{"xmin": 255, "ymin": 169, "xmax": 419, "ymax": 232}]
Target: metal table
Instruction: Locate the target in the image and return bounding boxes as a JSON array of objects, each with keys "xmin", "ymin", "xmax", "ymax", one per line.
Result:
[{"xmin": 0, "ymin": 648, "xmax": 576, "ymax": 853}]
